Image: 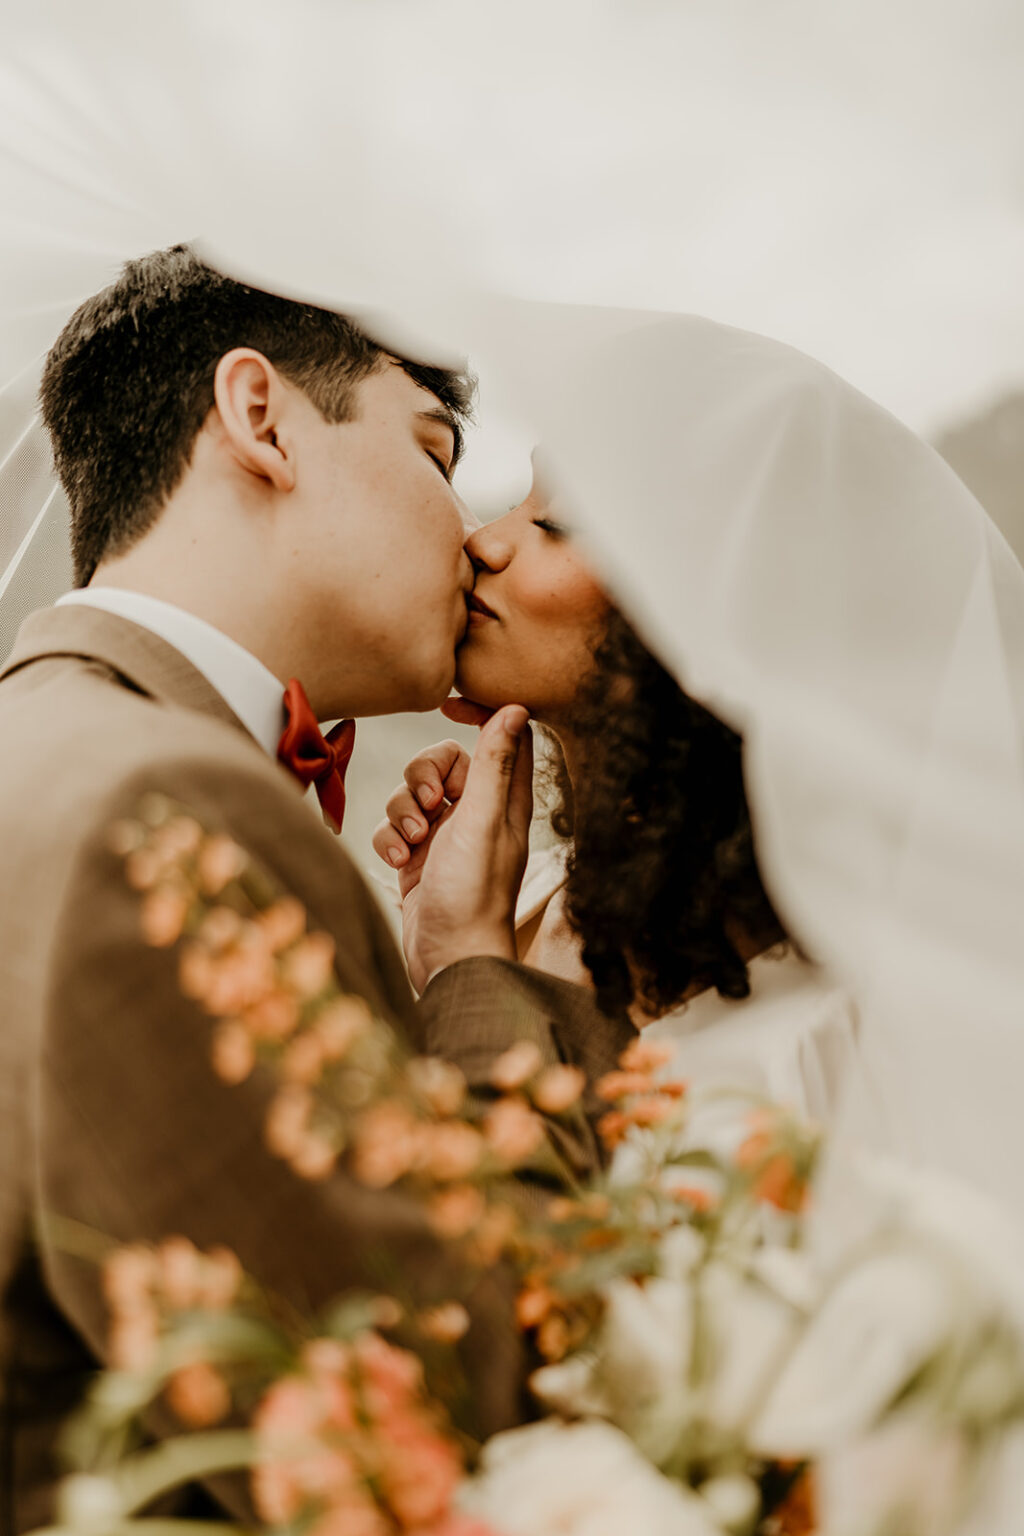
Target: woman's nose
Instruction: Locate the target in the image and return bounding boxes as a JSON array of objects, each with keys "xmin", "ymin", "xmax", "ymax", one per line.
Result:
[{"xmin": 464, "ymin": 518, "xmax": 514, "ymax": 572}]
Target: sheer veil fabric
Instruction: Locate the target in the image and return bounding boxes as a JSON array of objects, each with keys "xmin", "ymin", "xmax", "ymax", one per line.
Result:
[
  {"xmin": 3, "ymin": 2, "xmax": 1024, "ymax": 1250},
  {"xmin": 513, "ymin": 314, "xmax": 1024, "ymax": 1227}
]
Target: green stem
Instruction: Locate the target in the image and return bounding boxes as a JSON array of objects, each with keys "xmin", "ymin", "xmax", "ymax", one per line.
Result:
[{"xmin": 113, "ymin": 1431, "xmax": 262, "ymax": 1515}]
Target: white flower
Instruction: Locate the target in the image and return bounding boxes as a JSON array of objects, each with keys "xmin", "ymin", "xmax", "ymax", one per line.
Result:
[
  {"xmin": 700, "ymin": 1260, "xmax": 801, "ymax": 1435},
  {"xmin": 659, "ymin": 1223, "xmax": 706, "ymax": 1282},
  {"xmin": 697, "ymin": 1473, "xmax": 760, "ymax": 1534},
  {"xmin": 461, "ymin": 1419, "xmax": 724, "ymax": 1536},
  {"xmin": 57, "ymin": 1475, "xmax": 124, "ymax": 1531},
  {"xmin": 531, "ymin": 1276, "xmax": 693, "ymax": 1463},
  {"xmin": 818, "ymin": 1411, "xmax": 967, "ymax": 1536},
  {"xmin": 750, "ymin": 1249, "xmax": 955, "ymax": 1458}
]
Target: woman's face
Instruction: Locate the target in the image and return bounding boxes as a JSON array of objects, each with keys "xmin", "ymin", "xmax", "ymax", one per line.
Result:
[{"xmin": 455, "ymin": 474, "xmax": 609, "ymax": 722}]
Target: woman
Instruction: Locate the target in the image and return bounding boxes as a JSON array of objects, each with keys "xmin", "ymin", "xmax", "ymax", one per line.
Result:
[
  {"xmin": 376, "ymin": 314, "xmax": 1024, "ymax": 1182},
  {"xmin": 375, "ymin": 462, "xmax": 860, "ymax": 1123}
]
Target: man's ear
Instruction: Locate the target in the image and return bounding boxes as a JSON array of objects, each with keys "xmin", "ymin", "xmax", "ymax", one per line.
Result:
[{"xmin": 212, "ymin": 348, "xmax": 296, "ymax": 492}]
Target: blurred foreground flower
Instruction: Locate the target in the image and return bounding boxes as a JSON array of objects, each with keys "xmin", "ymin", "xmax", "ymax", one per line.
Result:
[{"xmin": 49, "ymin": 795, "xmax": 1024, "ymax": 1536}]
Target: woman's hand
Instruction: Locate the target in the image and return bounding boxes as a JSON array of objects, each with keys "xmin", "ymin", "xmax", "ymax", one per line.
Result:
[{"xmin": 372, "ymin": 706, "xmax": 534, "ymax": 992}]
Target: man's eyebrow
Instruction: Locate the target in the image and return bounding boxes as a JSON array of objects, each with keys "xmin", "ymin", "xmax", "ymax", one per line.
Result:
[{"xmin": 415, "ymin": 406, "xmax": 464, "ymax": 468}]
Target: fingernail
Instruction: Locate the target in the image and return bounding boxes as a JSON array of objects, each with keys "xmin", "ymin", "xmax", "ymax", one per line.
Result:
[
  {"xmin": 504, "ymin": 707, "xmax": 528, "ymax": 738},
  {"xmin": 417, "ymin": 785, "xmax": 439, "ymax": 809},
  {"xmin": 388, "ymin": 846, "xmax": 406, "ymax": 866},
  {"xmin": 402, "ymin": 817, "xmax": 422, "ymax": 840}
]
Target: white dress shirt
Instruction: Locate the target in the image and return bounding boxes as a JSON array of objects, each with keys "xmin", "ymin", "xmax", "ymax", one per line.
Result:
[{"xmin": 56, "ymin": 587, "xmax": 286, "ymax": 755}]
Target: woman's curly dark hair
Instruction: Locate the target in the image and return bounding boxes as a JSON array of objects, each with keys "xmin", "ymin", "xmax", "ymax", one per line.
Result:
[{"xmin": 551, "ymin": 606, "xmax": 787, "ymax": 1018}]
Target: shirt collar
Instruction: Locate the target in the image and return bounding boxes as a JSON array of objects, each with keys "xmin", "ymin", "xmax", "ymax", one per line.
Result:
[{"xmin": 56, "ymin": 588, "xmax": 286, "ymax": 756}]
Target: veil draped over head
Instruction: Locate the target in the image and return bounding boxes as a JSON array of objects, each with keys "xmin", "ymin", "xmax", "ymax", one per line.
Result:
[
  {"xmin": 502, "ymin": 313, "xmax": 1024, "ymax": 1228},
  {"xmin": 3, "ymin": 0, "xmax": 1024, "ymax": 1246}
]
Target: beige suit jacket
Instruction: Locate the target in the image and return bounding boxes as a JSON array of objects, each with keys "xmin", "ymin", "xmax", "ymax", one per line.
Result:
[{"xmin": 0, "ymin": 605, "xmax": 633, "ymax": 1533}]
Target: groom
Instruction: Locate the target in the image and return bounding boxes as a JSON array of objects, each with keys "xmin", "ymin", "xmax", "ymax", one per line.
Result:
[{"xmin": 0, "ymin": 246, "xmax": 631, "ymax": 1530}]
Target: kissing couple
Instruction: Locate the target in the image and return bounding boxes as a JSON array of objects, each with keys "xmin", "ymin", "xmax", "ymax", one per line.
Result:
[{"xmin": 2, "ymin": 243, "xmax": 1022, "ymax": 1529}]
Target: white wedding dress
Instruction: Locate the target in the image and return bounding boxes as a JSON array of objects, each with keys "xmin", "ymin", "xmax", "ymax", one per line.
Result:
[{"xmin": 516, "ymin": 841, "xmax": 859, "ymax": 1126}]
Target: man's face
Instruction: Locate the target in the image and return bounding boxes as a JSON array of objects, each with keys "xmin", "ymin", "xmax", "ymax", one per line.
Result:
[{"xmin": 284, "ymin": 362, "xmax": 474, "ymax": 718}]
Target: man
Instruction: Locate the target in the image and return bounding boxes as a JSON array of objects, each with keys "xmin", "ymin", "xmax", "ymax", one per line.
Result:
[{"xmin": 0, "ymin": 246, "xmax": 632, "ymax": 1530}]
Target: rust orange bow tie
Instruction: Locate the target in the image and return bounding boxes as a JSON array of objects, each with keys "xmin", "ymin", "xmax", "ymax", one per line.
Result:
[{"xmin": 277, "ymin": 678, "xmax": 355, "ymax": 834}]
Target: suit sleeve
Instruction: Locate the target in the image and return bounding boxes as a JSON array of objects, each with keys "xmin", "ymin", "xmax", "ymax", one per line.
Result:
[
  {"xmin": 37, "ymin": 792, "xmax": 524, "ymax": 1520},
  {"xmin": 417, "ymin": 957, "xmax": 637, "ymax": 1181}
]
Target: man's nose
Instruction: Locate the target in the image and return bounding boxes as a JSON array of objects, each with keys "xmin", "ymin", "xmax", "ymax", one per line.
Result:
[{"xmin": 457, "ymin": 493, "xmax": 481, "ymax": 539}]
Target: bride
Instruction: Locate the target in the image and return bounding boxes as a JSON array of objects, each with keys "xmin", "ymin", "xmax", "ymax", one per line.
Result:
[
  {"xmin": 375, "ymin": 312, "xmax": 1024, "ymax": 1179},
  {"xmin": 375, "ymin": 458, "xmax": 860, "ymax": 1124}
]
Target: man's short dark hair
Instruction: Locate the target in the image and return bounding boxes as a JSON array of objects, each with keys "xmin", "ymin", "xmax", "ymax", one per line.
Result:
[{"xmin": 40, "ymin": 244, "xmax": 475, "ymax": 585}]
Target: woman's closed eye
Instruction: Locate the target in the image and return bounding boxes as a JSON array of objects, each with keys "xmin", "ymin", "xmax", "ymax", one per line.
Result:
[
  {"xmin": 532, "ymin": 516, "xmax": 568, "ymax": 538},
  {"xmin": 428, "ymin": 451, "xmax": 453, "ymax": 481}
]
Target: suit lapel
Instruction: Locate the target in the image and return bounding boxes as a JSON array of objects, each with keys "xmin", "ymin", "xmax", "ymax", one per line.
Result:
[{"xmin": 0, "ymin": 605, "xmax": 257, "ymax": 742}]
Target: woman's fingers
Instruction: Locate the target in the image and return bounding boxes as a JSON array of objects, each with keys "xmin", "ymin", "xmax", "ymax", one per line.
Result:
[
  {"xmin": 372, "ymin": 740, "xmax": 474, "ymax": 869},
  {"xmin": 404, "ymin": 738, "xmax": 471, "ymax": 810},
  {"xmin": 372, "ymin": 816, "xmax": 412, "ymax": 868}
]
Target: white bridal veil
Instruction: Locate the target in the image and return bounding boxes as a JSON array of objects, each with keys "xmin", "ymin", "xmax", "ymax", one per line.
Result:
[
  {"xmin": 2, "ymin": 0, "xmax": 1024, "ymax": 1240},
  {"xmin": 513, "ymin": 313, "xmax": 1024, "ymax": 1224}
]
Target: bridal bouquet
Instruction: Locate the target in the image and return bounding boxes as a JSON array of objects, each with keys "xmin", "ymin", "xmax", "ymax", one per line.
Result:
[{"xmin": 46, "ymin": 798, "xmax": 1024, "ymax": 1536}]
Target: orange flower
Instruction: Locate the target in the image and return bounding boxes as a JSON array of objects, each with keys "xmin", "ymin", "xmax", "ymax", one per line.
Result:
[
  {"xmin": 124, "ymin": 847, "xmax": 163, "ymax": 891},
  {"xmin": 282, "ymin": 933, "xmax": 337, "ymax": 1000},
  {"xmin": 467, "ymin": 1202, "xmax": 519, "ymax": 1265},
  {"xmin": 597, "ymin": 1110, "xmax": 630, "ymax": 1148},
  {"xmin": 280, "ymin": 1030, "xmax": 327, "ymax": 1085},
  {"xmin": 483, "ymin": 1097, "xmax": 544, "ymax": 1163},
  {"xmin": 242, "ymin": 986, "xmax": 301, "ymax": 1042},
  {"xmin": 309, "ymin": 1500, "xmax": 390, "ymax": 1536},
  {"xmin": 204, "ymin": 946, "xmax": 277, "ymax": 1017},
  {"xmin": 736, "ymin": 1127, "xmax": 807, "ymax": 1212},
  {"xmin": 211, "ymin": 1020, "xmax": 256, "ymax": 1084},
  {"xmin": 352, "ymin": 1102, "xmax": 423, "ymax": 1188},
  {"xmin": 417, "ymin": 1122, "xmax": 484, "ymax": 1182},
  {"xmin": 166, "ymin": 1361, "xmax": 230, "ymax": 1427},
  {"xmin": 406, "ymin": 1056, "xmax": 466, "ymax": 1117},
  {"xmin": 317, "ymin": 997, "xmax": 374, "ymax": 1059},
  {"xmin": 532, "ymin": 1064, "xmax": 585, "ymax": 1114},
  {"xmin": 290, "ymin": 1130, "xmax": 338, "ymax": 1182},
  {"xmin": 156, "ymin": 1235, "xmax": 203, "ymax": 1310},
  {"xmin": 488, "ymin": 1040, "xmax": 543, "ymax": 1091},
  {"xmin": 108, "ymin": 818, "xmax": 144, "ymax": 857},
  {"xmin": 380, "ymin": 1418, "xmax": 461, "ymax": 1528},
  {"xmin": 258, "ymin": 897, "xmax": 308, "ymax": 953},
  {"xmin": 515, "ymin": 1281, "xmax": 557, "ymax": 1330},
  {"xmin": 199, "ymin": 906, "xmax": 245, "ymax": 951},
  {"xmin": 670, "ymin": 1184, "xmax": 717, "ymax": 1212},
  {"xmin": 253, "ymin": 1375, "xmax": 359, "ymax": 1523},
  {"xmin": 627, "ymin": 1094, "xmax": 676, "ymax": 1128},
  {"xmin": 619, "ymin": 1038, "xmax": 674, "ymax": 1073},
  {"xmin": 418, "ymin": 1302, "xmax": 471, "ymax": 1344},
  {"xmin": 428, "ymin": 1184, "xmax": 486, "ymax": 1238},
  {"xmin": 102, "ymin": 1243, "xmax": 156, "ymax": 1315},
  {"xmin": 179, "ymin": 942, "xmax": 215, "ymax": 1003},
  {"xmin": 198, "ymin": 1246, "xmax": 243, "ymax": 1310},
  {"xmin": 197, "ymin": 834, "xmax": 247, "ymax": 895},
  {"xmin": 595, "ymin": 1070, "xmax": 653, "ymax": 1102},
  {"xmin": 109, "ymin": 1308, "xmax": 159, "ymax": 1372},
  {"xmin": 153, "ymin": 815, "xmax": 203, "ymax": 861},
  {"xmin": 140, "ymin": 886, "xmax": 190, "ymax": 947},
  {"xmin": 536, "ymin": 1311, "xmax": 571, "ymax": 1362},
  {"xmin": 352, "ymin": 1331, "xmax": 424, "ymax": 1416},
  {"xmin": 265, "ymin": 1085, "xmax": 315, "ymax": 1160},
  {"xmin": 772, "ymin": 1467, "xmax": 817, "ymax": 1535}
]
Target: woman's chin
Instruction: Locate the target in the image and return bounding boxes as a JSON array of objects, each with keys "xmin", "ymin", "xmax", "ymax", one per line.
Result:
[{"xmin": 453, "ymin": 659, "xmax": 516, "ymax": 712}]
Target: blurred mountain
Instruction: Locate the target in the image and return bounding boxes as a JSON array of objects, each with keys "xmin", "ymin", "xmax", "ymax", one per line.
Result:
[{"xmin": 935, "ymin": 390, "xmax": 1024, "ymax": 562}]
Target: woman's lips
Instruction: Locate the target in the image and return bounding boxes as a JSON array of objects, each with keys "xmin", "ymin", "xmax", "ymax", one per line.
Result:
[{"xmin": 466, "ymin": 592, "xmax": 499, "ymax": 625}]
